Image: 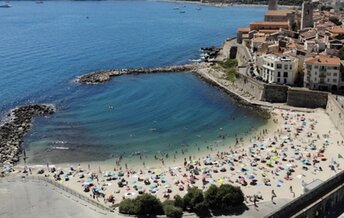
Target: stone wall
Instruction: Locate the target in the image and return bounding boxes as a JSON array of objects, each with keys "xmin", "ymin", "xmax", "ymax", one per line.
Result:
[
  {"xmin": 266, "ymin": 170, "xmax": 344, "ymax": 218},
  {"xmin": 287, "ymin": 88, "xmax": 329, "ymax": 108},
  {"xmin": 326, "ymin": 94, "xmax": 344, "ymax": 137},
  {"xmin": 262, "ymin": 84, "xmax": 289, "ymax": 103},
  {"xmin": 235, "ymin": 73, "xmax": 264, "ymax": 100}
]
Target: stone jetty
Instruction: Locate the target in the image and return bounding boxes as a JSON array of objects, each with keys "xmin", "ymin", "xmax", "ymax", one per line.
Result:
[
  {"xmin": 77, "ymin": 64, "xmax": 198, "ymax": 84},
  {"xmin": 0, "ymin": 104, "xmax": 55, "ymax": 165}
]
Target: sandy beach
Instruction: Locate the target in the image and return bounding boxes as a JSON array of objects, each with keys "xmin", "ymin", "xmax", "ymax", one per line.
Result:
[{"xmin": 8, "ymin": 107, "xmax": 344, "ymax": 209}]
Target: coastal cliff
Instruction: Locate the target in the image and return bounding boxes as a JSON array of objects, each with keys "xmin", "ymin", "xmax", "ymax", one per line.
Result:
[{"xmin": 0, "ymin": 104, "xmax": 55, "ymax": 165}]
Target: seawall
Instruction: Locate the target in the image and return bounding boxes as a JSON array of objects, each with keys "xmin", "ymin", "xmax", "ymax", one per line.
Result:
[
  {"xmin": 77, "ymin": 64, "xmax": 198, "ymax": 84},
  {"xmin": 0, "ymin": 104, "xmax": 55, "ymax": 167},
  {"xmin": 266, "ymin": 170, "xmax": 344, "ymax": 218},
  {"xmin": 326, "ymin": 94, "xmax": 344, "ymax": 137}
]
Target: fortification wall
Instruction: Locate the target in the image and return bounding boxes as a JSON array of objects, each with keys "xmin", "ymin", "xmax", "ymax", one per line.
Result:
[
  {"xmin": 266, "ymin": 171, "xmax": 344, "ymax": 218},
  {"xmin": 262, "ymin": 84, "xmax": 289, "ymax": 103},
  {"xmin": 326, "ymin": 94, "xmax": 344, "ymax": 137},
  {"xmin": 235, "ymin": 73, "xmax": 264, "ymax": 100},
  {"xmin": 287, "ymin": 88, "xmax": 328, "ymax": 108}
]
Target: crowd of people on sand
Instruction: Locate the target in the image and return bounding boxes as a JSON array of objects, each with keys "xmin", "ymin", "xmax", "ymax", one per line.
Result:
[{"xmin": 10, "ymin": 109, "xmax": 344, "ymax": 209}]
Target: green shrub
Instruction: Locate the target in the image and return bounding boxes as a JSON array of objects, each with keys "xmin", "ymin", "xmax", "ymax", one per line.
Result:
[
  {"xmin": 204, "ymin": 184, "xmax": 219, "ymax": 209},
  {"xmin": 136, "ymin": 193, "xmax": 164, "ymax": 215},
  {"xmin": 183, "ymin": 187, "xmax": 205, "ymax": 211},
  {"xmin": 338, "ymin": 47, "xmax": 344, "ymax": 60},
  {"xmin": 217, "ymin": 184, "xmax": 244, "ymax": 208},
  {"xmin": 330, "ymin": 16, "xmax": 342, "ymax": 26},
  {"xmin": 194, "ymin": 201, "xmax": 210, "ymax": 217},
  {"xmin": 119, "ymin": 194, "xmax": 164, "ymax": 216},
  {"xmin": 163, "ymin": 204, "xmax": 183, "ymax": 218},
  {"xmin": 119, "ymin": 199, "xmax": 139, "ymax": 215},
  {"xmin": 174, "ymin": 195, "xmax": 184, "ymax": 209}
]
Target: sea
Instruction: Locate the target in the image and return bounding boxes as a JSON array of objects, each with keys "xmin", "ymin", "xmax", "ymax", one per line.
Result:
[{"xmin": 0, "ymin": 1, "xmax": 267, "ymax": 164}]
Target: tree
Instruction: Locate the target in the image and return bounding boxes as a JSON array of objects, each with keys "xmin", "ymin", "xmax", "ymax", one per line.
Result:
[
  {"xmin": 217, "ymin": 184, "xmax": 244, "ymax": 208},
  {"xmin": 183, "ymin": 187, "xmax": 205, "ymax": 211},
  {"xmin": 119, "ymin": 199, "xmax": 139, "ymax": 215},
  {"xmin": 204, "ymin": 184, "xmax": 219, "ymax": 210},
  {"xmin": 338, "ymin": 47, "xmax": 344, "ymax": 60},
  {"xmin": 119, "ymin": 194, "xmax": 164, "ymax": 216},
  {"xmin": 329, "ymin": 16, "xmax": 342, "ymax": 26},
  {"xmin": 163, "ymin": 200, "xmax": 183, "ymax": 218},
  {"xmin": 136, "ymin": 193, "xmax": 164, "ymax": 215},
  {"xmin": 174, "ymin": 195, "xmax": 185, "ymax": 209}
]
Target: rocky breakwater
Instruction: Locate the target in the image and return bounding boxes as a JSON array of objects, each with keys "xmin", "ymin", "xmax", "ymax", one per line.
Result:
[
  {"xmin": 0, "ymin": 104, "xmax": 55, "ymax": 165},
  {"xmin": 77, "ymin": 64, "xmax": 198, "ymax": 84}
]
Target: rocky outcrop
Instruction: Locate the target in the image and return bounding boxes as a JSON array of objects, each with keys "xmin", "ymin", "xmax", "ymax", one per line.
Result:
[
  {"xmin": 0, "ymin": 104, "xmax": 55, "ymax": 165},
  {"xmin": 77, "ymin": 64, "xmax": 198, "ymax": 84}
]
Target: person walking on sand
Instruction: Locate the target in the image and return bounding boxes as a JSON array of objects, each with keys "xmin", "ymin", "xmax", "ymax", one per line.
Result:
[
  {"xmin": 290, "ymin": 185, "xmax": 295, "ymax": 198},
  {"xmin": 271, "ymin": 190, "xmax": 277, "ymax": 204},
  {"xmin": 253, "ymin": 195, "xmax": 258, "ymax": 208}
]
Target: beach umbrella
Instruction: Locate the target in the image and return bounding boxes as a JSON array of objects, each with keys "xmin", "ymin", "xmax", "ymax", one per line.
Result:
[
  {"xmin": 217, "ymin": 179, "xmax": 225, "ymax": 185},
  {"xmin": 272, "ymin": 156, "xmax": 279, "ymax": 161}
]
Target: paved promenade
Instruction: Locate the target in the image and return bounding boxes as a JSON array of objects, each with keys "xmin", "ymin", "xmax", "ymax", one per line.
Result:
[
  {"xmin": 0, "ymin": 178, "xmax": 113, "ymax": 218},
  {"xmin": 0, "ymin": 176, "xmax": 290, "ymax": 218}
]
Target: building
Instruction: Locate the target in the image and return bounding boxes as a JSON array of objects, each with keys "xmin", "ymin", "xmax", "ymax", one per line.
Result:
[
  {"xmin": 257, "ymin": 54, "xmax": 299, "ymax": 85},
  {"xmin": 301, "ymin": 0, "xmax": 314, "ymax": 30},
  {"xmin": 264, "ymin": 10, "xmax": 296, "ymax": 24},
  {"xmin": 250, "ymin": 21, "xmax": 290, "ymax": 32},
  {"xmin": 268, "ymin": 0, "xmax": 278, "ymax": 10},
  {"xmin": 304, "ymin": 55, "xmax": 342, "ymax": 91}
]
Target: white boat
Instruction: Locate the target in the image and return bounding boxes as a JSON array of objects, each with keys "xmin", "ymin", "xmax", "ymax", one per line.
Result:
[{"xmin": 0, "ymin": 3, "xmax": 11, "ymax": 8}]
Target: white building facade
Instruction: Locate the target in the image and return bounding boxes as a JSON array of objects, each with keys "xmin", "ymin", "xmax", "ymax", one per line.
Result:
[
  {"xmin": 257, "ymin": 54, "xmax": 298, "ymax": 85},
  {"xmin": 304, "ymin": 55, "xmax": 341, "ymax": 91}
]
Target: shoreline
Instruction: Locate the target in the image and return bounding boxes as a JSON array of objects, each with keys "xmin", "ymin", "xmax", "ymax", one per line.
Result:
[
  {"xmin": 0, "ymin": 104, "xmax": 55, "ymax": 168},
  {"xmin": 6, "ymin": 107, "xmax": 344, "ymax": 213}
]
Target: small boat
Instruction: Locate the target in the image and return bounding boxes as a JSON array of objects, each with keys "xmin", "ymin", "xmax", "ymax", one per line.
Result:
[
  {"xmin": 52, "ymin": 146, "xmax": 69, "ymax": 150},
  {"xmin": 196, "ymin": 7, "xmax": 202, "ymax": 11},
  {"xmin": 179, "ymin": 10, "xmax": 186, "ymax": 14},
  {"xmin": 36, "ymin": 1, "xmax": 44, "ymax": 4},
  {"xmin": 0, "ymin": 3, "xmax": 11, "ymax": 8},
  {"xmin": 173, "ymin": 7, "xmax": 179, "ymax": 10}
]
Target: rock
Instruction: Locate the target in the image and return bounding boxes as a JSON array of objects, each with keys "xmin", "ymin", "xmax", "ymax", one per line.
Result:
[{"xmin": 0, "ymin": 104, "xmax": 55, "ymax": 165}]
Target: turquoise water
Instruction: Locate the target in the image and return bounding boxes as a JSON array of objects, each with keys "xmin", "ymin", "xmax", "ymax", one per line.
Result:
[{"xmin": 0, "ymin": 1, "xmax": 266, "ymax": 163}]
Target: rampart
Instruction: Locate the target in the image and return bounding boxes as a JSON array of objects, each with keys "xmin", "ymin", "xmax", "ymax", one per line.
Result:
[
  {"xmin": 287, "ymin": 88, "xmax": 329, "ymax": 108},
  {"xmin": 326, "ymin": 94, "xmax": 344, "ymax": 137},
  {"xmin": 266, "ymin": 170, "xmax": 344, "ymax": 218}
]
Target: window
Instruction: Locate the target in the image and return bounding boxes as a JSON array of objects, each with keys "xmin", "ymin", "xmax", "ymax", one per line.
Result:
[
  {"xmin": 327, "ymin": 78, "xmax": 330, "ymax": 82},
  {"xmin": 327, "ymin": 72, "xmax": 331, "ymax": 76},
  {"xmin": 315, "ymin": 71, "xmax": 317, "ymax": 75},
  {"xmin": 334, "ymin": 73, "xmax": 338, "ymax": 77},
  {"xmin": 334, "ymin": 67, "xmax": 338, "ymax": 70},
  {"xmin": 277, "ymin": 72, "xmax": 281, "ymax": 77},
  {"xmin": 290, "ymin": 65, "xmax": 292, "ymax": 70},
  {"xmin": 284, "ymin": 78, "xmax": 287, "ymax": 83},
  {"xmin": 315, "ymin": 65, "xmax": 319, "ymax": 69},
  {"xmin": 284, "ymin": 72, "xmax": 288, "ymax": 77},
  {"xmin": 333, "ymin": 79, "xmax": 337, "ymax": 83},
  {"xmin": 284, "ymin": 65, "xmax": 288, "ymax": 70},
  {"xmin": 277, "ymin": 78, "xmax": 280, "ymax": 83},
  {"xmin": 277, "ymin": 64, "xmax": 282, "ymax": 69},
  {"xmin": 271, "ymin": 63, "xmax": 274, "ymax": 68}
]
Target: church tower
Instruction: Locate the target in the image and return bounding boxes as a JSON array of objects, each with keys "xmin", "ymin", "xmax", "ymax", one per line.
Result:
[
  {"xmin": 301, "ymin": 0, "xmax": 314, "ymax": 29},
  {"xmin": 268, "ymin": 0, "xmax": 278, "ymax": 10}
]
